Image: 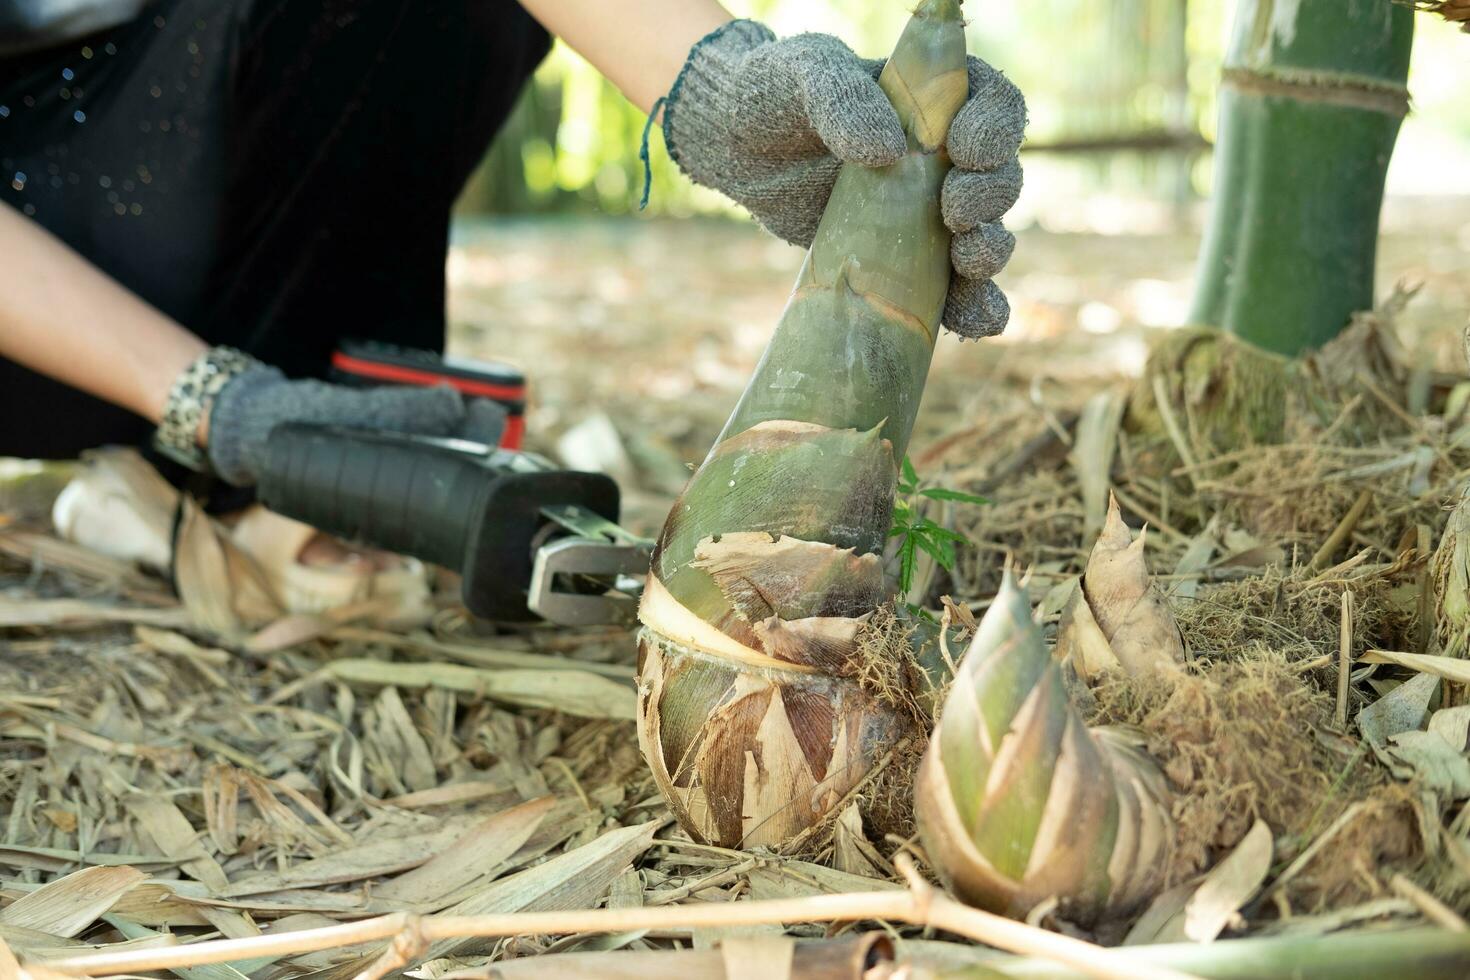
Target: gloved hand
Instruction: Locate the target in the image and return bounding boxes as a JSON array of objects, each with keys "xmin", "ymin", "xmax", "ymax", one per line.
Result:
[
  {"xmin": 662, "ymin": 20, "xmax": 1026, "ymax": 339},
  {"xmin": 206, "ymin": 364, "xmax": 506, "ymax": 486}
]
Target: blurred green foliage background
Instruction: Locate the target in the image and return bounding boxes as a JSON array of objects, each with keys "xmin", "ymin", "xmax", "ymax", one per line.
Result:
[{"xmin": 455, "ymin": 0, "xmax": 1470, "ymax": 221}]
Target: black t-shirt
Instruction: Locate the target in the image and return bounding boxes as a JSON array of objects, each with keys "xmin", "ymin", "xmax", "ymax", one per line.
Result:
[
  {"xmin": 0, "ymin": 0, "xmax": 550, "ymax": 462},
  {"xmin": 0, "ymin": 1, "xmax": 154, "ymax": 55}
]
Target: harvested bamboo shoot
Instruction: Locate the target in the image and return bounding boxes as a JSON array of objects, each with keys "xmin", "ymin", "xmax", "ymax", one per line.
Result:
[{"xmin": 636, "ymin": 0, "xmax": 967, "ymax": 848}]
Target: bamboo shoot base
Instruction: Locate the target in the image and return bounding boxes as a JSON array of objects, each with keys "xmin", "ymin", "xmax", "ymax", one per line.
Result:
[{"xmin": 636, "ymin": 630, "xmax": 902, "ymax": 848}]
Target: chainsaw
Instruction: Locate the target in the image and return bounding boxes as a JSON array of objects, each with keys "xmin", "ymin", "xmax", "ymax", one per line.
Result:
[{"xmin": 253, "ymin": 342, "xmax": 653, "ymax": 626}]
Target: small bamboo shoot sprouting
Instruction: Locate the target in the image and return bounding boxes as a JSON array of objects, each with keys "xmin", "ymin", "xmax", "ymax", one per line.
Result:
[
  {"xmin": 1054, "ymin": 495, "xmax": 1185, "ymax": 682},
  {"xmin": 915, "ymin": 573, "xmax": 1173, "ymax": 923}
]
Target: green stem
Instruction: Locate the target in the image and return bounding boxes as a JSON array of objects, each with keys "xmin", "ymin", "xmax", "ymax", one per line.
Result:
[
  {"xmin": 1189, "ymin": 0, "xmax": 1413, "ymax": 356},
  {"xmin": 926, "ymin": 926, "xmax": 1470, "ymax": 980}
]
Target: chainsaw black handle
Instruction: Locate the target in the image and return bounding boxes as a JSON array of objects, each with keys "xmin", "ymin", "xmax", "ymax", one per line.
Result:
[{"xmin": 255, "ymin": 422, "xmax": 621, "ymax": 620}]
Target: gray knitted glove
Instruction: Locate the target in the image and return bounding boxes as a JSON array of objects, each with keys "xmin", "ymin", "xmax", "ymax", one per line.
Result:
[
  {"xmin": 941, "ymin": 57, "xmax": 1027, "ymax": 339},
  {"xmin": 206, "ymin": 365, "xmax": 507, "ymax": 486},
  {"xmin": 662, "ymin": 20, "xmax": 905, "ymax": 246},
  {"xmin": 662, "ymin": 20, "xmax": 1026, "ymax": 339}
]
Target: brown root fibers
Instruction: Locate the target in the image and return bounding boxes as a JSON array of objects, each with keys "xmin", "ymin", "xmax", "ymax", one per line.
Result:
[{"xmin": 1087, "ymin": 652, "xmax": 1419, "ymax": 911}]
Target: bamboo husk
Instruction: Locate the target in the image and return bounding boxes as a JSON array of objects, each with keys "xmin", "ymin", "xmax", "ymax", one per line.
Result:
[
  {"xmin": 915, "ymin": 573, "xmax": 1173, "ymax": 923},
  {"xmin": 1055, "ymin": 495, "xmax": 1185, "ymax": 682},
  {"xmin": 1431, "ymin": 484, "xmax": 1470, "ymax": 658},
  {"xmin": 636, "ymin": 0, "xmax": 969, "ymax": 848}
]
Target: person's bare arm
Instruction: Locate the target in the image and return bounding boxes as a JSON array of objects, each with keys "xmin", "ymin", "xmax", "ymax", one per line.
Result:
[
  {"xmin": 0, "ymin": 202, "xmax": 204, "ymax": 425},
  {"xmin": 516, "ymin": 0, "xmax": 732, "ymax": 113}
]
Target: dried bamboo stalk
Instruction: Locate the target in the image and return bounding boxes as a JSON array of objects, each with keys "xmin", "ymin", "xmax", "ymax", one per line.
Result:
[{"xmin": 36, "ymin": 861, "xmax": 1200, "ymax": 980}]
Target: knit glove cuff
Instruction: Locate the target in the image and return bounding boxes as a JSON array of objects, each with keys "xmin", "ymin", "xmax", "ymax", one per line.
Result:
[{"xmin": 663, "ymin": 20, "xmax": 775, "ymax": 176}]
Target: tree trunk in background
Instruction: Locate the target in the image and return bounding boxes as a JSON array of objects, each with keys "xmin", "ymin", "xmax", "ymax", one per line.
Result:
[
  {"xmin": 1189, "ymin": 0, "xmax": 1413, "ymax": 356},
  {"xmin": 636, "ymin": 0, "xmax": 967, "ymax": 849}
]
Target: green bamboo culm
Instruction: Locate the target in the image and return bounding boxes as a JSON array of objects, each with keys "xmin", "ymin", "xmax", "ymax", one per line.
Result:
[
  {"xmin": 637, "ymin": 0, "xmax": 967, "ymax": 848},
  {"xmin": 1190, "ymin": 0, "xmax": 1414, "ymax": 356},
  {"xmin": 927, "ymin": 926, "xmax": 1470, "ymax": 980}
]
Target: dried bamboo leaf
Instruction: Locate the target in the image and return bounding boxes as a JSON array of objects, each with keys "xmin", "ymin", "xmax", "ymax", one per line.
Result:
[
  {"xmin": 382, "ymin": 781, "xmax": 516, "ymax": 811},
  {"xmin": 237, "ymin": 769, "xmax": 352, "ymax": 850},
  {"xmin": 243, "ymin": 599, "xmax": 399, "ymax": 654},
  {"xmin": 1387, "ymin": 731, "xmax": 1470, "ymax": 799},
  {"xmin": 456, "ymin": 950, "xmax": 729, "ymax": 980},
  {"xmin": 374, "ymin": 797, "xmax": 556, "ymax": 906},
  {"xmin": 1357, "ymin": 671, "xmax": 1439, "ymax": 748},
  {"xmin": 152, "ymin": 890, "xmax": 410, "ymax": 918},
  {"xmin": 1182, "ymin": 819, "xmax": 1273, "ymax": 942},
  {"xmin": 453, "ymin": 935, "xmax": 889, "ymax": 980},
  {"xmin": 0, "ymin": 922, "xmax": 85, "ymax": 956},
  {"xmin": 172, "ymin": 496, "xmax": 245, "ymax": 636},
  {"xmin": 0, "ymin": 522, "xmax": 158, "ymax": 593},
  {"xmin": 105, "ymin": 884, "xmax": 212, "ymax": 928},
  {"xmin": 105, "ymin": 917, "xmax": 251, "ymax": 980},
  {"xmin": 219, "ymin": 817, "xmax": 484, "ymax": 897},
  {"xmin": 8, "ymin": 934, "xmax": 118, "ymax": 980},
  {"xmin": 1362, "ymin": 649, "xmax": 1470, "ymax": 686},
  {"xmin": 0, "ymin": 866, "xmax": 146, "ymax": 938},
  {"xmin": 0, "ymin": 708, "xmax": 189, "ymax": 768},
  {"xmin": 210, "ymin": 912, "xmax": 365, "ymax": 976},
  {"xmin": 335, "ymin": 629, "xmax": 636, "ymax": 680},
  {"xmin": 1036, "ymin": 573, "xmax": 1079, "ymax": 622},
  {"xmin": 1429, "ymin": 705, "xmax": 1470, "ymax": 752},
  {"xmin": 369, "ymin": 687, "xmax": 438, "ymax": 794},
  {"xmin": 133, "ymin": 626, "xmax": 232, "ymax": 666},
  {"xmin": 832, "ymin": 804, "xmax": 885, "ymax": 879},
  {"xmin": 320, "ymin": 660, "xmax": 635, "ymax": 721},
  {"xmin": 1120, "ymin": 881, "xmax": 1196, "ymax": 945},
  {"xmin": 0, "ymin": 597, "xmax": 191, "ymax": 629},
  {"xmin": 128, "ymin": 797, "xmax": 229, "ymax": 894},
  {"xmin": 429, "ymin": 821, "xmax": 659, "ymax": 959},
  {"xmin": 1169, "ymin": 518, "xmax": 1218, "ymax": 601},
  {"xmin": 6, "ymin": 870, "xmax": 412, "ymax": 921},
  {"xmin": 1432, "ymin": 485, "xmax": 1470, "ymax": 658},
  {"xmin": 1069, "ymin": 389, "xmax": 1126, "ymax": 534},
  {"xmin": 134, "ymin": 626, "xmax": 231, "ymax": 689},
  {"xmin": 0, "ymin": 846, "xmax": 174, "ymax": 874},
  {"xmin": 605, "ymin": 870, "xmax": 644, "ymax": 911},
  {"xmin": 746, "ymin": 860, "xmax": 903, "ymax": 902},
  {"xmin": 201, "ymin": 765, "xmax": 240, "ymax": 856}
]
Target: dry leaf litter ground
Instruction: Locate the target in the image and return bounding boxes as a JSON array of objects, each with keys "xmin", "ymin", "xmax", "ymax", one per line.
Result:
[{"xmin": 2, "ymin": 205, "xmax": 1470, "ymax": 978}]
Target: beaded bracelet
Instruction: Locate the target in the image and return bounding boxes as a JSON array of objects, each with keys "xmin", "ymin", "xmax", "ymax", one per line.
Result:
[{"xmin": 152, "ymin": 346, "xmax": 257, "ymax": 472}]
